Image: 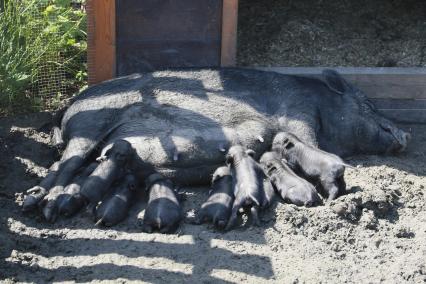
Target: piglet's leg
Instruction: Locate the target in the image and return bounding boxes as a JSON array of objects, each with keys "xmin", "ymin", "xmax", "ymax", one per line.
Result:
[
  {"xmin": 250, "ymin": 206, "xmax": 261, "ymax": 226},
  {"xmin": 225, "ymin": 200, "xmax": 243, "ymax": 231},
  {"xmin": 159, "ymin": 223, "xmax": 179, "ymax": 234},
  {"xmin": 336, "ymin": 176, "xmax": 347, "ymax": 196},
  {"xmin": 23, "ymin": 162, "xmax": 60, "ymax": 212},
  {"xmin": 40, "ymin": 155, "xmax": 88, "ymax": 222},
  {"xmin": 322, "ymin": 179, "xmax": 339, "ymax": 202},
  {"xmin": 141, "ymin": 223, "xmax": 154, "ymax": 233},
  {"xmin": 38, "ymin": 137, "xmax": 98, "ymax": 222},
  {"xmin": 193, "ymin": 209, "xmax": 207, "ymax": 225},
  {"xmin": 52, "ymin": 126, "xmax": 64, "ymax": 149}
]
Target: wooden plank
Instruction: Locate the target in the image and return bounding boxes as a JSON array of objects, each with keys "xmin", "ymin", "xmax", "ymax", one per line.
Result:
[
  {"xmin": 87, "ymin": 0, "xmax": 116, "ymax": 85},
  {"xmin": 221, "ymin": 0, "xmax": 238, "ymax": 67},
  {"xmin": 254, "ymin": 67, "xmax": 426, "ymax": 123},
  {"xmin": 371, "ymin": 99, "xmax": 426, "ymax": 123},
  {"xmin": 255, "ymin": 67, "xmax": 426, "ymax": 100}
]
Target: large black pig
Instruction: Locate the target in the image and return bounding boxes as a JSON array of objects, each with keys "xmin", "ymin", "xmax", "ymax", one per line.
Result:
[{"xmin": 22, "ymin": 68, "xmax": 409, "ymax": 223}]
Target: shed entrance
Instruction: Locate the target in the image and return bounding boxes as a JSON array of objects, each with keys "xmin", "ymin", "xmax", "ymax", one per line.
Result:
[{"xmin": 116, "ymin": 0, "xmax": 223, "ymax": 76}]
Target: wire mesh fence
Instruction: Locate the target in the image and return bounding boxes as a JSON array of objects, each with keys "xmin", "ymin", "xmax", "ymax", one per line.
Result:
[
  {"xmin": 31, "ymin": 0, "xmax": 87, "ymax": 110},
  {"xmin": 0, "ymin": 0, "xmax": 87, "ymax": 115}
]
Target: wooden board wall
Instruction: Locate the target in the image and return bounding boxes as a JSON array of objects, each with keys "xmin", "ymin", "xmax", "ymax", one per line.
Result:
[
  {"xmin": 87, "ymin": 0, "xmax": 116, "ymax": 85},
  {"xmin": 255, "ymin": 67, "xmax": 426, "ymax": 124}
]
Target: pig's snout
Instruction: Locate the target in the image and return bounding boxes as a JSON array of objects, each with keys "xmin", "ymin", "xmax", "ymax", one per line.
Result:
[
  {"xmin": 395, "ymin": 131, "xmax": 410, "ymax": 153},
  {"xmin": 388, "ymin": 128, "xmax": 411, "ymax": 154},
  {"xmin": 304, "ymin": 192, "xmax": 322, "ymax": 207}
]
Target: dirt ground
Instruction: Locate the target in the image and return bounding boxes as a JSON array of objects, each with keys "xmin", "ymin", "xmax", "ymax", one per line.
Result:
[
  {"xmin": 1, "ymin": 0, "xmax": 426, "ymax": 282},
  {"xmin": 238, "ymin": 0, "xmax": 426, "ymax": 67},
  {"xmin": 0, "ymin": 112, "xmax": 425, "ymax": 283}
]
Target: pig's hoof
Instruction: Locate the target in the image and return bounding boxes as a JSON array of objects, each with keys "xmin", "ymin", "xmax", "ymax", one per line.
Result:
[
  {"xmin": 22, "ymin": 186, "xmax": 47, "ymax": 212},
  {"xmin": 84, "ymin": 203, "xmax": 97, "ymax": 220},
  {"xmin": 225, "ymin": 221, "xmax": 236, "ymax": 231},
  {"xmin": 39, "ymin": 188, "xmax": 64, "ymax": 222},
  {"xmin": 141, "ymin": 223, "xmax": 153, "ymax": 233},
  {"xmin": 215, "ymin": 220, "xmax": 227, "ymax": 230},
  {"xmin": 159, "ymin": 224, "xmax": 178, "ymax": 234},
  {"xmin": 58, "ymin": 195, "xmax": 86, "ymax": 217},
  {"xmin": 42, "ymin": 200, "xmax": 59, "ymax": 223}
]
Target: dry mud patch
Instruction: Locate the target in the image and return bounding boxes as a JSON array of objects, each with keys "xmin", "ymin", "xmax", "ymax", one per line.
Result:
[{"xmin": 0, "ymin": 113, "xmax": 425, "ymax": 283}]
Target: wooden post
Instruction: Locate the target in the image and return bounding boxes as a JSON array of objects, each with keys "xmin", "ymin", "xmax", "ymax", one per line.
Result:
[
  {"xmin": 87, "ymin": 0, "xmax": 116, "ymax": 85},
  {"xmin": 221, "ymin": 0, "xmax": 238, "ymax": 66}
]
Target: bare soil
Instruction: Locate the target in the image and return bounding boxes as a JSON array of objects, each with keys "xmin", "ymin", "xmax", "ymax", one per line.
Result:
[
  {"xmin": 1, "ymin": 1, "xmax": 426, "ymax": 282},
  {"xmin": 238, "ymin": 0, "xmax": 426, "ymax": 67},
  {"xmin": 0, "ymin": 113, "xmax": 425, "ymax": 283}
]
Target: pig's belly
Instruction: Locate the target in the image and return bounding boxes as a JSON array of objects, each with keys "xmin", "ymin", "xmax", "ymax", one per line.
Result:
[
  {"xmin": 112, "ymin": 120, "xmax": 275, "ymax": 166},
  {"xmin": 98, "ymin": 100, "xmax": 278, "ymax": 183},
  {"xmin": 103, "ymin": 111, "xmax": 277, "ymax": 183}
]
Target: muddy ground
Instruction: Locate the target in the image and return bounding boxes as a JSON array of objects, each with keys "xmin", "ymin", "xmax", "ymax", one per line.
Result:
[{"xmin": 0, "ymin": 112, "xmax": 425, "ymax": 283}]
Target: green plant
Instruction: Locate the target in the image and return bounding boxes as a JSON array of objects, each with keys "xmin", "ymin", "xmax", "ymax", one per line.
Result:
[{"xmin": 0, "ymin": 0, "xmax": 86, "ymax": 115}]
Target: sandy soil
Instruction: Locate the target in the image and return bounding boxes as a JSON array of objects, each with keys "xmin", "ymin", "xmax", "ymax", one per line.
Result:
[
  {"xmin": 238, "ymin": 0, "xmax": 426, "ymax": 67},
  {"xmin": 0, "ymin": 112, "xmax": 425, "ymax": 283}
]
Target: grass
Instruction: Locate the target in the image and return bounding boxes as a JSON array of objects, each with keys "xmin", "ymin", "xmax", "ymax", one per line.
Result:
[{"xmin": 0, "ymin": 0, "xmax": 87, "ymax": 116}]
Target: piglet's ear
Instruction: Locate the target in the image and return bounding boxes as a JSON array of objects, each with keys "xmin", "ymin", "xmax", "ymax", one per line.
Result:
[
  {"xmin": 322, "ymin": 69, "xmax": 351, "ymax": 95},
  {"xmin": 96, "ymin": 155, "xmax": 107, "ymax": 162},
  {"xmin": 225, "ymin": 154, "xmax": 233, "ymax": 166},
  {"xmin": 284, "ymin": 141, "xmax": 294, "ymax": 150},
  {"xmin": 245, "ymin": 149, "xmax": 256, "ymax": 158}
]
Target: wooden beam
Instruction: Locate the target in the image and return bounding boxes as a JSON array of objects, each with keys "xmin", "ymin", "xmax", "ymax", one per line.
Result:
[
  {"xmin": 221, "ymin": 0, "xmax": 238, "ymax": 67},
  {"xmin": 254, "ymin": 67, "xmax": 426, "ymax": 123},
  {"xmin": 254, "ymin": 67, "xmax": 426, "ymax": 100},
  {"xmin": 371, "ymin": 98, "xmax": 426, "ymax": 123},
  {"xmin": 87, "ymin": 0, "xmax": 116, "ymax": 85}
]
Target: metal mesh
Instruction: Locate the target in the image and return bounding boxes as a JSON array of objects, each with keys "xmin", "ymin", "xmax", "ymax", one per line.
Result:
[{"xmin": 29, "ymin": 0, "xmax": 86, "ymax": 110}]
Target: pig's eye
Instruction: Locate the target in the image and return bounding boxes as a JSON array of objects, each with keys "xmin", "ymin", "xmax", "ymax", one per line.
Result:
[
  {"xmin": 365, "ymin": 100, "xmax": 377, "ymax": 111},
  {"xmin": 356, "ymin": 126, "xmax": 363, "ymax": 137},
  {"xmin": 380, "ymin": 124, "xmax": 392, "ymax": 133},
  {"xmin": 116, "ymin": 153, "xmax": 126, "ymax": 160}
]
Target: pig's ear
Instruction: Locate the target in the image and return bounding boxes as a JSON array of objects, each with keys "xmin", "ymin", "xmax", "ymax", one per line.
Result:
[
  {"xmin": 225, "ymin": 154, "xmax": 233, "ymax": 166},
  {"xmin": 322, "ymin": 69, "xmax": 351, "ymax": 95},
  {"xmin": 245, "ymin": 149, "xmax": 256, "ymax": 158},
  {"xmin": 102, "ymin": 146, "xmax": 113, "ymax": 158}
]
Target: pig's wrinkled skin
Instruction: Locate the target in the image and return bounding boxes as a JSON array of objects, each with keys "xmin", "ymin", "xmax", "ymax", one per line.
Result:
[
  {"xmin": 22, "ymin": 68, "xmax": 410, "ymax": 223},
  {"xmin": 272, "ymin": 132, "xmax": 350, "ymax": 201},
  {"xmin": 260, "ymin": 152, "xmax": 322, "ymax": 207},
  {"xmin": 141, "ymin": 174, "xmax": 183, "ymax": 234},
  {"xmin": 95, "ymin": 174, "xmax": 138, "ymax": 227},
  {"xmin": 194, "ymin": 166, "xmax": 234, "ymax": 230},
  {"xmin": 225, "ymin": 146, "xmax": 275, "ymax": 230}
]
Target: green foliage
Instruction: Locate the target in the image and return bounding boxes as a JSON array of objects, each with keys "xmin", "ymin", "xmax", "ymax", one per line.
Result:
[{"xmin": 0, "ymin": 0, "xmax": 87, "ymax": 115}]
